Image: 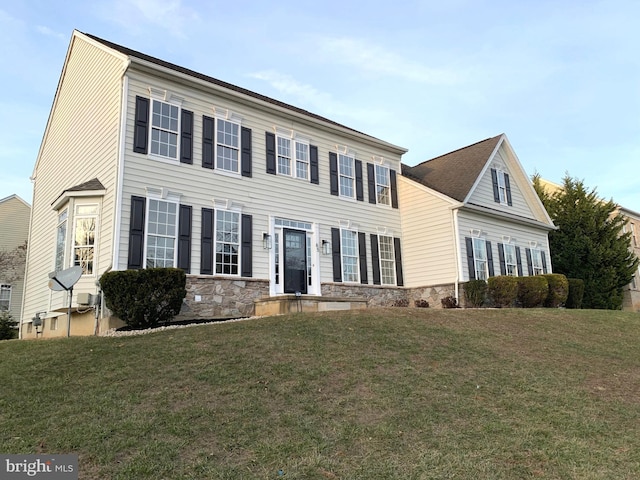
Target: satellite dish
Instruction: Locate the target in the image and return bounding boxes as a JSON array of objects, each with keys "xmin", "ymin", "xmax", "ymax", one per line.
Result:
[{"xmin": 48, "ymin": 266, "xmax": 83, "ymax": 291}]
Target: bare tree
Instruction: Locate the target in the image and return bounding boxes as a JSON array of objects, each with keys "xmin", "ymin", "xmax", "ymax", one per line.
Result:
[{"xmin": 0, "ymin": 241, "xmax": 27, "ymax": 285}]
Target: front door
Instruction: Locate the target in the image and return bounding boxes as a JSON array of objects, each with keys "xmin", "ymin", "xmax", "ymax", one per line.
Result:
[{"xmin": 283, "ymin": 229, "xmax": 307, "ymax": 294}]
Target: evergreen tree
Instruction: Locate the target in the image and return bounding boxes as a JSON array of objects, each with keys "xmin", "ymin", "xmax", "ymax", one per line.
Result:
[{"xmin": 533, "ymin": 174, "xmax": 639, "ymax": 309}]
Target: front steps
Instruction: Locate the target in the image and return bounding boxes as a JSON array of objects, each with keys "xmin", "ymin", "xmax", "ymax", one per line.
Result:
[{"xmin": 254, "ymin": 295, "xmax": 368, "ymax": 316}]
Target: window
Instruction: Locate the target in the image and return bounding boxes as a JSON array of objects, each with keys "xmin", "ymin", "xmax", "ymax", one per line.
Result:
[
  {"xmin": 277, "ymin": 136, "xmax": 291, "ymax": 176},
  {"xmin": 378, "ymin": 236, "xmax": 396, "ymax": 285},
  {"xmin": 472, "ymin": 238, "xmax": 489, "ymax": 280},
  {"xmin": 50, "ymin": 316, "xmax": 58, "ymax": 331},
  {"xmin": 55, "ymin": 209, "xmax": 68, "ymax": 272},
  {"xmin": 339, "ymin": 154, "xmax": 355, "ymax": 198},
  {"xmin": 73, "ymin": 205, "xmax": 97, "ymax": 275},
  {"xmin": 0, "ymin": 284, "xmax": 11, "ymax": 311},
  {"xmin": 631, "ymin": 223, "xmax": 637, "ymax": 247},
  {"xmin": 496, "ymin": 170, "xmax": 508, "ymax": 204},
  {"xmin": 216, "ymin": 119, "xmax": 240, "ymax": 172},
  {"xmin": 341, "ymin": 229, "xmax": 359, "ymax": 282},
  {"xmin": 146, "ymin": 199, "xmax": 178, "ymax": 268},
  {"xmin": 296, "ymin": 142, "xmax": 309, "ymax": 180},
  {"xmin": 276, "ymin": 136, "xmax": 309, "ymax": 179},
  {"xmin": 376, "ymin": 165, "xmax": 391, "ymax": 206},
  {"xmin": 504, "ymin": 244, "xmax": 518, "ymax": 276},
  {"xmin": 151, "ymin": 99, "xmax": 179, "ymax": 159},
  {"xmin": 215, "ymin": 210, "xmax": 240, "ymax": 275},
  {"xmin": 531, "ymin": 249, "xmax": 544, "ymax": 275}
]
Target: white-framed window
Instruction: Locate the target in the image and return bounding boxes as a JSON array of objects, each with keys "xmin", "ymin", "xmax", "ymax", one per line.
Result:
[
  {"xmin": 296, "ymin": 142, "xmax": 310, "ymax": 180},
  {"xmin": 73, "ymin": 204, "xmax": 98, "ymax": 275},
  {"xmin": 504, "ymin": 243, "xmax": 518, "ymax": 276},
  {"xmin": 216, "ymin": 118, "xmax": 240, "ymax": 173},
  {"xmin": 145, "ymin": 199, "xmax": 178, "ymax": 268},
  {"xmin": 338, "ymin": 154, "xmax": 355, "ymax": 198},
  {"xmin": 55, "ymin": 209, "xmax": 68, "ymax": 272},
  {"xmin": 378, "ymin": 235, "xmax": 396, "ymax": 285},
  {"xmin": 0, "ymin": 284, "xmax": 11, "ymax": 311},
  {"xmin": 497, "ymin": 169, "xmax": 508, "ymax": 204},
  {"xmin": 150, "ymin": 99, "xmax": 180, "ymax": 159},
  {"xmin": 277, "ymin": 136, "xmax": 310, "ymax": 180},
  {"xmin": 376, "ymin": 165, "xmax": 391, "ymax": 206},
  {"xmin": 215, "ymin": 209, "xmax": 240, "ymax": 275},
  {"xmin": 531, "ymin": 249, "xmax": 544, "ymax": 275},
  {"xmin": 472, "ymin": 237, "xmax": 489, "ymax": 281},
  {"xmin": 341, "ymin": 229, "xmax": 359, "ymax": 282}
]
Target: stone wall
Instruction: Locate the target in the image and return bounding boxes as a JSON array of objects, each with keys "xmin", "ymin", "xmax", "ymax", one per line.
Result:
[
  {"xmin": 321, "ymin": 283, "xmax": 408, "ymax": 307},
  {"xmin": 408, "ymin": 283, "xmax": 460, "ymax": 308}
]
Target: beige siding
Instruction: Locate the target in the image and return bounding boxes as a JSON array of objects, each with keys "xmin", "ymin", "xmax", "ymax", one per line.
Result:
[
  {"xmin": 116, "ymin": 72, "xmax": 404, "ymax": 286},
  {"xmin": 22, "ymin": 35, "xmax": 123, "ymax": 323},
  {"xmin": 0, "ymin": 196, "xmax": 30, "ymax": 319},
  {"xmin": 457, "ymin": 210, "xmax": 551, "ymax": 281},
  {"xmin": 398, "ymin": 177, "xmax": 458, "ymax": 287}
]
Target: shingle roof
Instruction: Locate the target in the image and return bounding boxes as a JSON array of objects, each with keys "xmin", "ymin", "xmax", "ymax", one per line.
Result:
[
  {"xmin": 64, "ymin": 178, "xmax": 105, "ymax": 192},
  {"xmin": 83, "ymin": 32, "xmax": 399, "ymax": 148},
  {"xmin": 402, "ymin": 135, "xmax": 503, "ymax": 202}
]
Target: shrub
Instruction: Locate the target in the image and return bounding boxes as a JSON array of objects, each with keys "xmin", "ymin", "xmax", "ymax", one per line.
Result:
[
  {"xmin": 441, "ymin": 296, "xmax": 458, "ymax": 308},
  {"xmin": 487, "ymin": 275, "xmax": 518, "ymax": 308},
  {"xmin": 100, "ymin": 268, "xmax": 186, "ymax": 329},
  {"xmin": 464, "ymin": 280, "xmax": 487, "ymax": 308},
  {"xmin": 565, "ymin": 278, "xmax": 585, "ymax": 309},
  {"xmin": 517, "ymin": 276, "xmax": 549, "ymax": 308},
  {"xmin": 414, "ymin": 299, "xmax": 429, "ymax": 308},
  {"xmin": 0, "ymin": 311, "xmax": 18, "ymax": 340},
  {"xmin": 542, "ymin": 274, "xmax": 569, "ymax": 308}
]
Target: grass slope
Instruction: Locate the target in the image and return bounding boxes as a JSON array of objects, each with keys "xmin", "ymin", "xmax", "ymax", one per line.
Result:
[{"xmin": 1, "ymin": 308, "xmax": 639, "ymax": 479}]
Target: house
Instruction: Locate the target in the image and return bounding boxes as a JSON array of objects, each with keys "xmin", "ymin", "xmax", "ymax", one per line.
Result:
[
  {"xmin": 20, "ymin": 30, "xmax": 409, "ymax": 338},
  {"xmin": 399, "ymin": 134, "xmax": 556, "ymax": 306},
  {"xmin": 0, "ymin": 194, "xmax": 30, "ymax": 321}
]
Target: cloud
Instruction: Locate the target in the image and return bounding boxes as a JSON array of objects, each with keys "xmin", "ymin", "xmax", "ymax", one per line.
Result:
[
  {"xmin": 101, "ymin": 0, "xmax": 199, "ymax": 38},
  {"xmin": 35, "ymin": 25, "xmax": 66, "ymax": 40}
]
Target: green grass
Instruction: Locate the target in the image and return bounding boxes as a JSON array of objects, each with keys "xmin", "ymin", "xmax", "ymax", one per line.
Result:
[{"xmin": 1, "ymin": 308, "xmax": 639, "ymax": 479}]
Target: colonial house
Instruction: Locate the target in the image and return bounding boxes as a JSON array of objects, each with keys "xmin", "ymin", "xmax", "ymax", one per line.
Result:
[
  {"xmin": 0, "ymin": 194, "xmax": 30, "ymax": 321},
  {"xmin": 399, "ymin": 135, "xmax": 556, "ymax": 305},
  {"xmin": 20, "ymin": 31, "xmax": 409, "ymax": 338}
]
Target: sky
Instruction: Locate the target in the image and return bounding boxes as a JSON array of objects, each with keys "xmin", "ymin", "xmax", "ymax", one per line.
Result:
[{"xmin": 0, "ymin": 0, "xmax": 638, "ymax": 212}]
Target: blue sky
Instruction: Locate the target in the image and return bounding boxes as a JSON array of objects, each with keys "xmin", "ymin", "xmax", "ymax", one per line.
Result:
[{"xmin": 1, "ymin": 0, "xmax": 638, "ymax": 212}]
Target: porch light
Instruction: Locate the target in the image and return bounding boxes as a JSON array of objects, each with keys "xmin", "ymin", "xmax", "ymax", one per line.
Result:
[
  {"xmin": 322, "ymin": 239, "xmax": 331, "ymax": 255},
  {"xmin": 262, "ymin": 233, "xmax": 272, "ymax": 250}
]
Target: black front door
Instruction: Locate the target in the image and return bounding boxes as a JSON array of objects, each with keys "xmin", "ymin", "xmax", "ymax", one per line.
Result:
[{"xmin": 283, "ymin": 229, "xmax": 307, "ymax": 294}]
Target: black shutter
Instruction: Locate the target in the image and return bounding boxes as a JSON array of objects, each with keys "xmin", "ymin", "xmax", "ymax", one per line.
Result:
[
  {"xmin": 310, "ymin": 145, "xmax": 319, "ymax": 184},
  {"xmin": 367, "ymin": 163, "xmax": 376, "ymax": 204},
  {"xmin": 329, "ymin": 152, "xmax": 338, "ymax": 196},
  {"xmin": 516, "ymin": 246, "xmax": 523, "ymax": 276},
  {"xmin": 358, "ymin": 232, "xmax": 367, "ymax": 284},
  {"xmin": 202, "ymin": 116, "xmax": 215, "ymax": 169},
  {"xmin": 241, "ymin": 127, "xmax": 252, "ymax": 177},
  {"xmin": 177, "ymin": 205, "xmax": 192, "ymax": 272},
  {"xmin": 525, "ymin": 248, "xmax": 533, "ymax": 275},
  {"xmin": 465, "ymin": 237, "xmax": 475, "ymax": 280},
  {"xmin": 200, "ymin": 208, "xmax": 214, "ymax": 275},
  {"xmin": 491, "ymin": 168, "xmax": 500, "ymax": 203},
  {"xmin": 331, "ymin": 227, "xmax": 342, "ymax": 282},
  {"xmin": 541, "ymin": 251, "xmax": 548, "ymax": 274},
  {"xmin": 505, "ymin": 173, "xmax": 513, "ymax": 206},
  {"xmin": 355, "ymin": 159, "xmax": 364, "ymax": 201},
  {"xmin": 486, "ymin": 241, "xmax": 495, "ymax": 277},
  {"xmin": 498, "ymin": 243, "xmax": 506, "ymax": 275},
  {"xmin": 371, "ymin": 234, "xmax": 381, "ymax": 285},
  {"xmin": 180, "ymin": 110, "xmax": 193, "ymax": 164},
  {"xmin": 394, "ymin": 237, "xmax": 404, "ymax": 286},
  {"xmin": 127, "ymin": 196, "xmax": 146, "ymax": 269},
  {"xmin": 133, "ymin": 96, "xmax": 149, "ymax": 154},
  {"xmin": 390, "ymin": 169, "xmax": 399, "ymax": 209},
  {"xmin": 241, "ymin": 214, "xmax": 252, "ymax": 277},
  {"xmin": 266, "ymin": 132, "xmax": 276, "ymax": 175}
]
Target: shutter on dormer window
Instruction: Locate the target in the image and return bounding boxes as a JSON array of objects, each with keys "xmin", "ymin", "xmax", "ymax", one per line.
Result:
[
  {"xmin": 491, "ymin": 168, "xmax": 500, "ymax": 203},
  {"xmin": 310, "ymin": 145, "xmax": 319, "ymax": 184},
  {"xmin": 390, "ymin": 169, "xmax": 399, "ymax": 209},
  {"xmin": 329, "ymin": 153, "xmax": 338, "ymax": 196},
  {"xmin": 266, "ymin": 132, "xmax": 276, "ymax": 175},
  {"xmin": 367, "ymin": 163, "xmax": 376, "ymax": 204},
  {"xmin": 202, "ymin": 116, "xmax": 215, "ymax": 169},
  {"xmin": 134, "ymin": 96, "xmax": 149, "ymax": 154},
  {"xmin": 504, "ymin": 173, "xmax": 513, "ymax": 206},
  {"xmin": 241, "ymin": 127, "xmax": 252, "ymax": 177},
  {"xmin": 180, "ymin": 110, "xmax": 193, "ymax": 164}
]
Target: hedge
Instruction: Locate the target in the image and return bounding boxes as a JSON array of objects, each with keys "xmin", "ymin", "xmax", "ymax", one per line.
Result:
[
  {"xmin": 517, "ymin": 276, "xmax": 549, "ymax": 308},
  {"xmin": 487, "ymin": 275, "xmax": 519, "ymax": 308}
]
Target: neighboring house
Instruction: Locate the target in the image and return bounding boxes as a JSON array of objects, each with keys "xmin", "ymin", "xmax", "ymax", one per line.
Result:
[
  {"xmin": 399, "ymin": 134, "xmax": 555, "ymax": 305},
  {"xmin": 21, "ymin": 31, "xmax": 409, "ymax": 338},
  {"xmin": 0, "ymin": 194, "xmax": 30, "ymax": 321}
]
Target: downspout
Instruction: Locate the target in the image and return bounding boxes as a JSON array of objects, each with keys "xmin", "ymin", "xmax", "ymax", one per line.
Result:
[{"xmin": 451, "ymin": 206, "xmax": 462, "ymax": 302}]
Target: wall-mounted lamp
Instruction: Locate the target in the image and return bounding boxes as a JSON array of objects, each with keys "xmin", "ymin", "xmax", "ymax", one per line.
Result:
[
  {"xmin": 321, "ymin": 239, "xmax": 331, "ymax": 255},
  {"xmin": 263, "ymin": 233, "xmax": 273, "ymax": 250}
]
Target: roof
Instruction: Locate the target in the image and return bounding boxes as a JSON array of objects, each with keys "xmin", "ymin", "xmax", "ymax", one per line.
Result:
[
  {"xmin": 402, "ymin": 135, "xmax": 503, "ymax": 202},
  {"xmin": 0, "ymin": 194, "xmax": 31, "ymax": 208},
  {"xmin": 83, "ymin": 32, "xmax": 406, "ymax": 153},
  {"xmin": 64, "ymin": 178, "xmax": 105, "ymax": 193}
]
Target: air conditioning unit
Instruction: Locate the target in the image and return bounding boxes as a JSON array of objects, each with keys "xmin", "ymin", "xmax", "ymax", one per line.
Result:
[{"xmin": 77, "ymin": 292, "xmax": 93, "ymax": 305}]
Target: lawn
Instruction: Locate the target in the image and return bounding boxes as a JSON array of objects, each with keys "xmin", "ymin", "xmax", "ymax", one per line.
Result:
[{"xmin": 1, "ymin": 308, "xmax": 639, "ymax": 479}]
